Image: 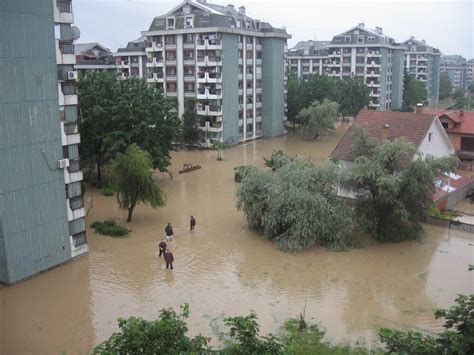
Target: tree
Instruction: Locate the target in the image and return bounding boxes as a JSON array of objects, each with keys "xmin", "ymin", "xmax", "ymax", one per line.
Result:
[
  {"xmin": 452, "ymin": 96, "xmax": 473, "ymax": 110},
  {"xmin": 403, "ymin": 75, "xmax": 428, "ymax": 109},
  {"xmin": 439, "ymin": 72, "xmax": 453, "ymax": 99},
  {"xmin": 468, "ymin": 82, "xmax": 474, "ymax": 95},
  {"xmin": 180, "ymin": 98, "xmax": 203, "ymax": 146},
  {"xmin": 347, "ymin": 127, "xmax": 458, "ymax": 242},
  {"xmin": 213, "ymin": 141, "xmax": 226, "ymax": 161},
  {"xmin": 264, "ymin": 150, "xmax": 293, "ymax": 171},
  {"xmin": 77, "ymin": 71, "xmax": 118, "ymax": 181},
  {"xmin": 109, "ymin": 144, "xmax": 165, "ymax": 222},
  {"xmin": 339, "ymin": 76, "xmax": 370, "ymax": 119},
  {"xmin": 93, "ymin": 304, "xmax": 210, "ymax": 354},
  {"xmin": 287, "ymin": 73, "xmax": 302, "ymax": 126},
  {"xmin": 296, "ymin": 99, "xmax": 339, "ymax": 139},
  {"xmin": 236, "ymin": 158, "xmax": 353, "ymax": 251},
  {"xmin": 453, "ymin": 88, "xmax": 466, "ymax": 99},
  {"xmin": 112, "ymin": 78, "xmax": 180, "ymax": 172}
]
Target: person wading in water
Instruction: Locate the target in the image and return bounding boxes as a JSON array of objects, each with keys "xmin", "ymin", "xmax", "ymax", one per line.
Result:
[
  {"xmin": 164, "ymin": 248, "xmax": 174, "ymax": 270},
  {"xmin": 190, "ymin": 216, "xmax": 196, "ymax": 232},
  {"xmin": 158, "ymin": 239, "xmax": 167, "ymax": 257},
  {"xmin": 165, "ymin": 223, "xmax": 174, "ymax": 241}
]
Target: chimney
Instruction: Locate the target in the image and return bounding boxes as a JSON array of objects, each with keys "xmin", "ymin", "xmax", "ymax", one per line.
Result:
[
  {"xmin": 410, "ymin": 36, "xmax": 415, "ymax": 40},
  {"xmin": 460, "ymin": 109, "xmax": 464, "ymax": 117},
  {"xmin": 421, "ymin": 39, "xmax": 426, "ymax": 44},
  {"xmin": 358, "ymin": 22, "xmax": 365, "ymax": 28},
  {"xmin": 239, "ymin": 6, "xmax": 246, "ymax": 15},
  {"xmin": 375, "ymin": 26, "xmax": 383, "ymax": 34},
  {"xmin": 416, "ymin": 102, "xmax": 423, "ymax": 114},
  {"xmin": 382, "ymin": 124, "xmax": 390, "ymax": 140},
  {"xmin": 226, "ymin": 4, "xmax": 234, "ymax": 12}
]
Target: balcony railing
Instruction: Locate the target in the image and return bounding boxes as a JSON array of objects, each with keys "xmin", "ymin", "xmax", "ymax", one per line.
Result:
[
  {"xmin": 62, "ymin": 83, "xmax": 76, "ymax": 95},
  {"xmin": 72, "ymin": 232, "xmax": 87, "ymax": 247},
  {"xmin": 68, "ymin": 159, "xmax": 81, "ymax": 173},
  {"xmin": 59, "ymin": 42, "xmax": 74, "ymax": 54},
  {"xmin": 70, "ymin": 196, "xmax": 84, "ymax": 210},
  {"xmin": 64, "ymin": 122, "xmax": 77, "ymax": 135},
  {"xmin": 58, "ymin": 0, "xmax": 72, "ymax": 13}
]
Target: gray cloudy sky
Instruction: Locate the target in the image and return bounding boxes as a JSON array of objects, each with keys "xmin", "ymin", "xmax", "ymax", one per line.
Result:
[{"xmin": 74, "ymin": 0, "xmax": 473, "ymax": 58}]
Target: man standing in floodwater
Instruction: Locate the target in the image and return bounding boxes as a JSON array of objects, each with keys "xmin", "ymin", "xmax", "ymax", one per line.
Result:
[
  {"xmin": 190, "ymin": 216, "xmax": 196, "ymax": 232},
  {"xmin": 159, "ymin": 240, "xmax": 167, "ymax": 257},
  {"xmin": 165, "ymin": 223, "xmax": 174, "ymax": 241},
  {"xmin": 164, "ymin": 248, "xmax": 174, "ymax": 269}
]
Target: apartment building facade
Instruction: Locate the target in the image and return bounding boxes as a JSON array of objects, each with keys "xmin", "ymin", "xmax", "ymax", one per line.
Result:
[
  {"xmin": 142, "ymin": 0, "xmax": 289, "ymax": 145},
  {"xmin": 0, "ymin": 0, "xmax": 87, "ymax": 285},
  {"xmin": 114, "ymin": 37, "xmax": 148, "ymax": 79},
  {"xmin": 402, "ymin": 37, "xmax": 441, "ymax": 103},
  {"xmin": 287, "ymin": 24, "xmax": 405, "ymax": 111},
  {"xmin": 441, "ymin": 55, "xmax": 468, "ymax": 90},
  {"xmin": 74, "ymin": 42, "xmax": 117, "ymax": 75}
]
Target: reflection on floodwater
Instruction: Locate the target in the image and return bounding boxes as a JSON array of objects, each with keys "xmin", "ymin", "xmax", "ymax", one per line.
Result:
[{"xmin": 1, "ymin": 123, "xmax": 473, "ymax": 352}]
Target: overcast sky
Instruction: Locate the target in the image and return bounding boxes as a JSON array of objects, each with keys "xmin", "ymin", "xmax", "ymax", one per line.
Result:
[{"xmin": 74, "ymin": 0, "xmax": 473, "ymax": 58}]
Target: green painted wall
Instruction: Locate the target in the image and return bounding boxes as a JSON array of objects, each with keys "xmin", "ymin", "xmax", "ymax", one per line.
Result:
[
  {"xmin": 262, "ymin": 38, "xmax": 285, "ymax": 137},
  {"xmin": 0, "ymin": 0, "xmax": 71, "ymax": 284},
  {"xmin": 391, "ymin": 49, "xmax": 405, "ymax": 110},
  {"xmin": 221, "ymin": 33, "xmax": 239, "ymax": 144}
]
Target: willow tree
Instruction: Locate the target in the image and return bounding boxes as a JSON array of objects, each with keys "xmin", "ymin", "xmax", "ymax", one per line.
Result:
[
  {"xmin": 296, "ymin": 99, "xmax": 339, "ymax": 139},
  {"xmin": 110, "ymin": 144, "xmax": 165, "ymax": 222}
]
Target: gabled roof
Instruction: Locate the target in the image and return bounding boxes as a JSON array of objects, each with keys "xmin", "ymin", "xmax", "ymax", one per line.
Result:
[
  {"xmin": 331, "ymin": 109, "xmax": 438, "ymax": 162},
  {"xmin": 116, "ymin": 37, "xmax": 147, "ymax": 53},
  {"xmin": 74, "ymin": 42, "xmax": 110, "ymax": 55},
  {"xmin": 422, "ymin": 108, "xmax": 474, "ymax": 135}
]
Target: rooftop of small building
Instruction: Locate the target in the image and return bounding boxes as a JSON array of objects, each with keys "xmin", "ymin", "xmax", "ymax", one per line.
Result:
[
  {"xmin": 402, "ymin": 36, "xmax": 441, "ymax": 54},
  {"xmin": 422, "ymin": 108, "xmax": 474, "ymax": 135},
  {"xmin": 74, "ymin": 42, "xmax": 111, "ymax": 55},
  {"xmin": 288, "ymin": 40, "xmax": 331, "ymax": 56},
  {"xmin": 330, "ymin": 23, "xmax": 400, "ymax": 46},
  {"xmin": 117, "ymin": 36, "xmax": 147, "ymax": 53}
]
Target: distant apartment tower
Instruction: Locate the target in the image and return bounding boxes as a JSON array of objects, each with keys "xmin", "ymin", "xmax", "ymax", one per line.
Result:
[
  {"xmin": 441, "ymin": 55, "xmax": 467, "ymax": 90},
  {"xmin": 114, "ymin": 37, "xmax": 148, "ymax": 79},
  {"xmin": 466, "ymin": 59, "xmax": 474, "ymax": 89},
  {"xmin": 287, "ymin": 24, "xmax": 405, "ymax": 111},
  {"xmin": 74, "ymin": 42, "xmax": 116, "ymax": 75},
  {"xmin": 0, "ymin": 0, "xmax": 87, "ymax": 285},
  {"xmin": 402, "ymin": 37, "xmax": 441, "ymax": 103},
  {"xmin": 142, "ymin": 0, "xmax": 290, "ymax": 145}
]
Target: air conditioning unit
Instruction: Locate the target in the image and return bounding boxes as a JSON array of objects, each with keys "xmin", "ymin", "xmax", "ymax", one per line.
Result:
[
  {"xmin": 67, "ymin": 71, "xmax": 78, "ymax": 80},
  {"xmin": 58, "ymin": 158, "xmax": 70, "ymax": 169}
]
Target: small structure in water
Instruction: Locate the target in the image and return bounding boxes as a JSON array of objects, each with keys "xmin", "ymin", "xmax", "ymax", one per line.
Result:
[{"xmin": 179, "ymin": 163, "xmax": 202, "ymax": 174}]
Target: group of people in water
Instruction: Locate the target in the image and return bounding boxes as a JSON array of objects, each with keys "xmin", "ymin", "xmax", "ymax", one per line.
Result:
[{"xmin": 158, "ymin": 216, "xmax": 196, "ymax": 270}]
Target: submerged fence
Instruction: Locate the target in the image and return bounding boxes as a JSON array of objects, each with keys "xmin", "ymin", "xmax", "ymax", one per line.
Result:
[{"xmin": 425, "ymin": 216, "xmax": 474, "ymax": 234}]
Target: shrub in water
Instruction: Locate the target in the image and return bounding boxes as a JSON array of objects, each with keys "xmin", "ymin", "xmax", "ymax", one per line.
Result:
[
  {"xmin": 101, "ymin": 187, "xmax": 115, "ymax": 196},
  {"xmin": 91, "ymin": 219, "xmax": 130, "ymax": 237}
]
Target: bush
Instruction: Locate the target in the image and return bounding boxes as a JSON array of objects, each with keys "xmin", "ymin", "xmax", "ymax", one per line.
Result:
[
  {"xmin": 100, "ymin": 187, "xmax": 115, "ymax": 196},
  {"xmin": 234, "ymin": 165, "xmax": 257, "ymax": 183},
  {"xmin": 91, "ymin": 219, "xmax": 130, "ymax": 237},
  {"xmin": 264, "ymin": 150, "xmax": 293, "ymax": 171}
]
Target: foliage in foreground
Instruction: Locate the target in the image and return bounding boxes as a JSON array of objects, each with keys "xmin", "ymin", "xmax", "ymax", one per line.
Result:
[
  {"xmin": 264, "ymin": 150, "xmax": 294, "ymax": 171},
  {"xmin": 109, "ymin": 144, "xmax": 165, "ymax": 222},
  {"xmin": 346, "ymin": 126, "xmax": 458, "ymax": 242},
  {"xmin": 234, "ymin": 165, "xmax": 258, "ymax": 183},
  {"xmin": 296, "ymin": 99, "xmax": 340, "ymax": 139},
  {"xmin": 100, "ymin": 187, "xmax": 115, "ymax": 196},
  {"xmin": 237, "ymin": 155, "xmax": 353, "ymax": 251},
  {"xmin": 90, "ymin": 219, "xmax": 130, "ymax": 237},
  {"xmin": 378, "ymin": 294, "xmax": 474, "ymax": 354}
]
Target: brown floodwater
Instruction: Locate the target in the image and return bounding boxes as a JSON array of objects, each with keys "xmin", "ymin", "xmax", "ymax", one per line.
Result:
[{"xmin": 1, "ymin": 123, "xmax": 473, "ymax": 353}]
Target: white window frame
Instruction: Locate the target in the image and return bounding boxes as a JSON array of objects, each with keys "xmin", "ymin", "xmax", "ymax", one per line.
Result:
[
  {"xmin": 166, "ymin": 17, "xmax": 175, "ymax": 29},
  {"xmin": 344, "ymin": 36, "xmax": 351, "ymax": 43},
  {"xmin": 185, "ymin": 16, "xmax": 193, "ymax": 28},
  {"xmin": 357, "ymin": 35, "xmax": 365, "ymax": 44}
]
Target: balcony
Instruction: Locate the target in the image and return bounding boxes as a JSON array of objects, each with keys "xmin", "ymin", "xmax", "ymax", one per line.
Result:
[
  {"xmin": 329, "ymin": 52, "xmax": 341, "ymax": 58},
  {"xmin": 166, "ymin": 74, "xmax": 177, "ymax": 81},
  {"xmin": 183, "ymin": 56, "xmax": 195, "ymax": 65},
  {"xmin": 256, "ymin": 102, "xmax": 262, "ymax": 108},
  {"xmin": 197, "ymin": 55, "xmax": 222, "ymax": 66},
  {"xmin": 256, "ymin": 87, "xmax": 263, "ymax": 94},
  {"xmin": 246, "ymin": 88, "xmax": 253, "ymax": 95},
  {"xmin": 146, "ymin": 41, "xmax": 164, "ymax": 52},
  {"xmin": 147, "ymin": 72, "xmax": 164, "ymax": 83},
  {"xmin": 196, "ymin": 38, "xmax": 222, "ymax": 50},
  {"xmin": 369, "ymin": 100, "xmax": 380, "ymax": 108},
  {"xmin": 197, "ymin": 104, "xmax": 222, "ymax": 116},
  {"xmin": 60, "ymin": 122, "xmax": 80, "ymax": 146},
  {"xmin": 54, "ymin": 0, "xmax": 74, "ymax": 23},
  {"xmin": 183, "ymin": 40, "xmax": 195, "ymax": 49},
  {"xmin": 70, "ymin": 232, "xmax": 88, "ymax": 257},
  {"xmin": 246, "ymin": 73, "xmax": 253, "ymax": 80},
  {"xmin": 165, "ymin": 42, "xmax": 176, "ymax": 50},
  {"xmin": 146, "ymin": 56, "xmax": 164, "ymax": 67},
  {"xmin": 256, "ymin": 58, "xmax": 262, "ymax": 65},
  {"xmin": 166, "ymin": 90, "xmax": 178, "ymax": 97},
  {"xmin": 247, "ymin": 59, "xmax": 253, "ymax": 65},
  {"xmin": 367, "ymin": 51, "xmax": 382, "ymax": 57},
  {"xmin": 197, "ymin": 71, "xmax": 222, "ymax": 83},
  {"xmin": 367, "ymin": 81, "xmax": 381, "ymax": 87},
  {"xmin": 366, "ymin": 71, "xmax": 381, "ymax": 78},
  {"xmin": 370, "ymin": 91, "xmax": 381, "ymax": 98},
  {"xmin": 367, "ymin": 61, "xmax": 381, "ymax": 67},
  {"xmin": 58, "ymin": 83, "xmax": 77, "ymax": 106},
  {"xmin": 55, "ymin": 40, "xmax": 75, "ymax": 65},
  {"xmin": 67, "ymin": 196, "xmax": 85, "ymax": 222},
  {"xmin": 64, "ymin": 159, "xmax": 83, "ymax": 184},
  {"xmin": 256, "ymin": 44, "xmax": 263, "ymax": 51},
  {"xmin": 117, "ymin": 60, "xmax": 129, "ymax": 69},
  {"xmin": 208, "ymin": 123, "xmax": 223, "ymax": 132},
  {"xmin": 166, "ymin": 58, "xmax": 177, "ymax": 66},
  {"xmin": 197, "ymin": 88, "xmax": 222, "ymax": 100}
]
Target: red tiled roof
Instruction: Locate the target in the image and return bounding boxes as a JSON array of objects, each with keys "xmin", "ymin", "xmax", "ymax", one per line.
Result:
[
  {"xmin": 331, "ymin": 109, "xmax": 435, "ymax": 161},
  {"xmin": 422, "ymin": 108, "xmax": 474, "ymax": 135},
  {"xmin": 432, "ymin": 173, "xmax": 473, "ymax": 201}
]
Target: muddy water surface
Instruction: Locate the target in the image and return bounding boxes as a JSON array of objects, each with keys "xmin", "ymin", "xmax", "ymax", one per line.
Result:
[{"xmin": 1, "ymin": 123, "xmax": 473, "ymax": 353}]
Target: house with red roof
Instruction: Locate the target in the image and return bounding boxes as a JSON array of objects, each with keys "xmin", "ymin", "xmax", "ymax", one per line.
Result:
[
  {"xmin": 330, "ymin": 109, "xmax": 462, "ymax": 204},
  {"xmin": 421, "ymin": 108, "xmax": 474, "ymax": 161}
]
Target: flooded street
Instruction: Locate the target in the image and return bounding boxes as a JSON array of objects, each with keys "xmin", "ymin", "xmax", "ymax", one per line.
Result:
[{"xmin": 1, "ymin": 123, "xmax": 473, "ymax": 353}]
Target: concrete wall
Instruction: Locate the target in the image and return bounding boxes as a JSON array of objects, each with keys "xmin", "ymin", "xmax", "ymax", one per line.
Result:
[
  {"xmin": 391, "ymin": 48, "xmax": 405, "ymax": 110},
  {"xmin": 0, "ymin": 0, "xmax": 71, "ymax": 284},
  {"xmin": 221, "ymin": 33, "xmax": 239, "ymax": 144},
  {"xmin": 262, "ymin": 37, "xmax": 285, "ymax": 137}
]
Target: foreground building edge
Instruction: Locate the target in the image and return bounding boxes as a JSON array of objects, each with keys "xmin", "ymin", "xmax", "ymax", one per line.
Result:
[{"xmin": 0, "ymin": 0, "xmax": 87, "ymax": 285}]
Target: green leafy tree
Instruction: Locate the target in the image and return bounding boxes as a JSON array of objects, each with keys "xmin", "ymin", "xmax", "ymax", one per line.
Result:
[
  {"xmin": 347, "ymin": 127, "xmax": 458, "ymax": 242},
  {"xmin": 403, "ymin": 75, "xmax": 428, "ymax": 109},
  {"xmin": 213, "ymin": 141, "xmax": 226, "ymax": 161},
  {"xmin": 112, "ymin": 78, "xmax": 180, "ymax": 172},
  {"xmin": 180, "ymin": 98, "xmax": 203, "ymax": 146},
  {"xmin": 287, "ymin": 73, "xmax": 302, "ymax": 126},
  {"xmin": 379, "ymin": 294, "xmax": 474, "ymax": 354},
  {"xmin": 236, "ymin": 159, "xmax": 353, "ymax": 251},
  {"xmin": 300, "ymin": 74, "xmax": 341, "ymax": 109},
  {"xmin": 439, "ymin": 72, "xmax": 453, "ymax": 99},
  {"xmin": 452, "ymin": 97, "xmax": 473, "ymax": 110},
  {"xmin": 264, "ymin": 150, "xmax": 293, "ymax": 171},
  {"xmin": 109, "ymin": 144, "xmax": 165, "ymax": 222},
  {"xmin": 93, "ymin": 304, "xmax": 210, "ymax": 354},
  {"xmin": 468, "ymin": 82, "xmax": 474, "ymax": 95},
  {"xmin": 297, "ymin": 99, "xmax": 339, "ymax": 139},
  {"xmin": 339, "ymin": 76, "xmax": 370, "ymax": 119},
  {"xmin": 77, "ymin": 71, "xmax": 118, "ymax": 181},
  {"xmin": 223, "ymin": 312, "xmax": 284, "ymax": 354},
  {"xmin": 453, "ymin": 88, "xmax": 466, "ymax": 99}
]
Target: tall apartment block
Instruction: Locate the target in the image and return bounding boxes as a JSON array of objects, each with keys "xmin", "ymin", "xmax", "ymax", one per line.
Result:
[
  {"xmin": 287, "ymin": 24, "xmax": 405, "ymax": 111},
  {"xmin": 441, "ymin": 55, "xmax": 468, "ymax": 90},
  {"xmin": 114, "ymin": 37, "xmax": 148, "ymax": 79},
  {"xmin": 74, "ymin": 42, "xmax": 117, "ymax": 75},
  {"xmin": 0, "ymin": 0, "xmax": 87, "ymax": 285},
  {"xmin": 465, "ymin": 59, "xmax": 473, "ymax": 89},
  {"xmin": 402, "ymin": 37, "xmax": 441, "ymax": 104},
  {"xmin": 142, "ymin": 0, "xmax": 290, "ymax": 145}
]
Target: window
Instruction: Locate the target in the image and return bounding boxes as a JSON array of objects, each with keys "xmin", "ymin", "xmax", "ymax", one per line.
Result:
[
  {"xmin": 367, "ymin": 36, "xmax": 375, "ymax": 42},
  {"xmin": 237, "ymin": 19, "xmax": 242, "ymax": 28},
  {"xmin": 411, "ymin": 46, "xmax": 417, "ymax": 51},
  {"xmin": 185, "ymin": 17, "xmax": 193, "ymax": 28},
  {"xmin": 246, "ymin": 21, "xmax": 251, "ymax": 29},
  {"xmin": 256, "ymin": 21, "xmax": 260, "ymax": 30},
  {"xmin": 185, "ymin": 33, "xmax": 194, "ymax": 43},
  {"xmin": 357, "ymin": 35, "xmax": 364, "ymax": 44},
  {"xmin": 344, "ymin": 36, "xmax": 351, "ymax": 43},
  {"xmin": 428, "ymin": 132, "xmax": 433, "ymax": 142},
  {"xmin": 442, "ymin": 122, "xmax": 449, "ymax": 129},
  {"xmin": 167, "ymin": 17, "xmax": 175, "ymax": 29}
]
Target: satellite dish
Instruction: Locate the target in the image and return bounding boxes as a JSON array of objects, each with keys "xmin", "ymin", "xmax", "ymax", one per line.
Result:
[{"xmin": 71, "ymin": 26, "xmax": 81, "ymax": 41}]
